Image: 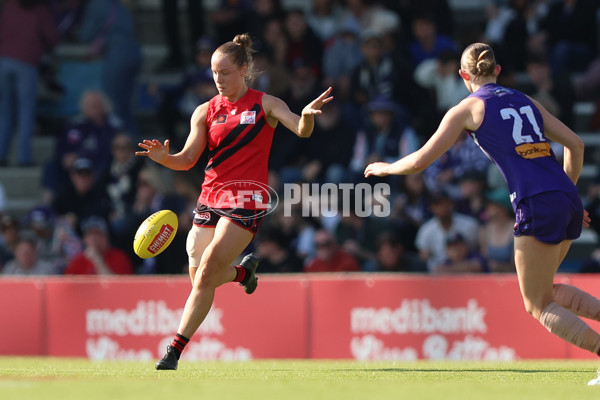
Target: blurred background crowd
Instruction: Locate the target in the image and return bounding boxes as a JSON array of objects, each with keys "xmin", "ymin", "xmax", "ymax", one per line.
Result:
[{"xmin": 1, "ymin": 0, "xmax": 600, "ymax": 276}]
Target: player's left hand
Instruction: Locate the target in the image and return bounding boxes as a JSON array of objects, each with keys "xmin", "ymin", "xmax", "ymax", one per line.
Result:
[
  {"xmin": 136, "ymin": 139, "xmax": 170, "ymax": 164},
  {"xmin": 364, "ymin": 162, "xmax": 390, "ymax": 178},
  {"xmin": 302, "ymin": 87, "xmax": 333, "ymax": 116},
  {"xmin": 584, "ymin": 209, "xmax": 591, "ymax": 228}
]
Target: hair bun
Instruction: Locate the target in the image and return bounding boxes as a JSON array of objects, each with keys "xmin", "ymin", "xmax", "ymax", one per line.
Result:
[{"xmin": 233, "ymin": 33, "xmax": 253, "ymax": 50}]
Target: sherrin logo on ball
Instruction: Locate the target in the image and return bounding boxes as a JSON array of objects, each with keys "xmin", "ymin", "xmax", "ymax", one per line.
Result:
[{"xmin": 133, "ymin": 210, "xmax": 178, "ymax": 258}]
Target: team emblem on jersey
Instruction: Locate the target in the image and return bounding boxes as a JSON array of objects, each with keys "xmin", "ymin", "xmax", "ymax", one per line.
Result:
[
  {"xmin": 213, "ymin": 114, "xmax": 228, "ymax": 125},
  {"xmin": 240, "ymin": 111, "xmax": 256, "ymax": 125}
]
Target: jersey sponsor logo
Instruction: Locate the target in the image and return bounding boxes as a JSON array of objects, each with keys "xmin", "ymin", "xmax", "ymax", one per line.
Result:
[
  {"xmin": 240, "ymin": 111, "xmax": 256, "ymax": 125},
  {"xmin": 515, "ymin": 142, "xmax": 551, "ymax": 159},
  {"xmin": 213, "ymin": 114, "xmax": 228, "ymax": 125},
  {"xmin": 196, "ymin": 212, "xmax": 211, "ymax": 221}
]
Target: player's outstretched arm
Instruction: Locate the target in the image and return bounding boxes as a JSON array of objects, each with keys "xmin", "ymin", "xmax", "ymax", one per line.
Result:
[
  {"xmin": 136, "ymin": 103, "xmax": 208, "ymax": 170},
  {"xmin": 365, "ymin": 99, "xmax": 473, "ymax": 178},
  {"xmin": 264, "ymin": 87, "xmax": 333, "ymax": 138}
]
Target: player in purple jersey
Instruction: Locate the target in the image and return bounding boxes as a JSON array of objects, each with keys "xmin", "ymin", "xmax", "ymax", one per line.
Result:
[{"xmin": 365, "ymin": 42, "xmax": 600, "ymax": 385}]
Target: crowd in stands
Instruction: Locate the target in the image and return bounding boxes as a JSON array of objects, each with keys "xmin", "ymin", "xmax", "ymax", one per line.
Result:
[{"xmin": 1, "ymin": 0, "xmax": 600, "ymax": 276}]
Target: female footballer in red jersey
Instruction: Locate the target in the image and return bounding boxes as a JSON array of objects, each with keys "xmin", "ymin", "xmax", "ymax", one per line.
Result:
[{"xmin": 136, "ymin": 33, "xmax": 332, "ymax": 370}]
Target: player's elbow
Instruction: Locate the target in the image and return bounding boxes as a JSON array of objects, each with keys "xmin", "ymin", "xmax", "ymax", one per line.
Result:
[
  {"xmin": 297, "ymin": 130, "xmax": 313, "ymax": 138},
  {"xmin": 574, "ymin": 136, "xmax": 585, "ymax": 155}
]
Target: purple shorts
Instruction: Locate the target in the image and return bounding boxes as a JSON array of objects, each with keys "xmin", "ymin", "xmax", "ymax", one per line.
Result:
[{"xmin": 513, "ymin": 191, "xmax": 583, "ymax": 244}]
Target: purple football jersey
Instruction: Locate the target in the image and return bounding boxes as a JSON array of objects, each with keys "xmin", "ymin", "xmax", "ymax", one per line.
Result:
[{"xmin": 466, "ymin": 83, "xmax": 577, "ymax": 208}]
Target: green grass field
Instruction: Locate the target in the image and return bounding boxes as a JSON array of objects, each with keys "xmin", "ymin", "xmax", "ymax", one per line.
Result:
[{"xmin": 1, "ymin": 358, "xmax": 600, "ymax": 400}]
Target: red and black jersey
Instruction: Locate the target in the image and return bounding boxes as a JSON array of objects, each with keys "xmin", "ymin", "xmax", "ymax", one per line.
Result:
[{"xmin": 199, "ymin": 89, "xmax": 276, "ymax": 210}]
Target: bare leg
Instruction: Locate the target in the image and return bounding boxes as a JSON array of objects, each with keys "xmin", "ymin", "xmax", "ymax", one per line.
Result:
[
  {"xmin": 177, "ymin": 218, "xmax": 253, "ymax": 339},
  {"xmin": 515, "ymin": 236, "xmax": 600, "ymax": 353},
  {"xmin": 186, "ymin": 225, "xmax": 215, "ymax": 284}
]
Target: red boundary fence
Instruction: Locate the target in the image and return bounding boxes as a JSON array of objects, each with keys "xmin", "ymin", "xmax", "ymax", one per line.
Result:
[{"xmin": 2, "ymin": 273, "xmax": 600, "ymax": 361}]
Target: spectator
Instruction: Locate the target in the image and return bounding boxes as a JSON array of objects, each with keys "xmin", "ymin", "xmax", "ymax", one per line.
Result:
[
  {"xmin": 157, "ymin": 36, "xmax": 217, "ymax": 147},
  {"xmin": 349, "ymin": 95, "xmax": 419, "ymax": 182},
  {"xmin": 255, "ymin": 227, "xmax": 304, "ymax": 273},
  {"xmin": 64, "ymin": 216, "xmax": 133, "ymax": 275},
  {"xmin": 0, "ymin": 0, "xmax": 60, "ymax": 166},
  {"xmin": 407, "ymin": 11, "xmax": 457, "ymax": 69},
  {"xmin": 333, "ymin": 198, "xmax": 393, "ymax": 270},
  {"xmin": 413, "ymin": 49, "xmax": 470, "ymax": 119},
  {"xmin": 76, "ymin": 0, "xmax": 142, "ymax": 136},
  {"xmin": 321, "ymin": 17, "xmax": 364, "ymax": 99},
  {"xmin": 306, "ymin": 0, "xmax": 346, "ymax": 44},
  {"xmin": 252, "ymin": 43, "xmax": 290, "ymax": 99},
  {"xmin": 282, "ymin": 8, "xmax": 323, "ymax": 75},
  {"xmin": 42, "ymin": 90, "xmax": 120, "ymax": 202},
  {"xmin": 454, "ymin": 171, "xmax": 488, "ymax": 222},
  {"xmin": 115, "ymin": 166, "xmax": 186, "ymax": 274},
  {"xmin": 0, "ymin": 182, "xmax": 6, "ymax": 218},
  {"xmin": 433, "ymin": 233, "xmax": 487, "ymax": 274},
  {"xmin": 483, "ymin": 0, "xmax": 531, "ymax": 73},
  {"xmin": 521, "ymin": 53, "xmax": 576, "ymax": 130},
  {"xmin": 423, "ymin": 132, "xmax": 492, "ymax": 197},
  {"xmin": 348, "ymin": 29, "xmax": 397, "ymax": 109},
  {"xmin": 342, "ymin": 0, "xmax": 401, "ymax": 49},
  {"xmin": 414, "ymin": 190, "xmax": 480, "ymax": 272},
  {"xmin": 24, "ymin": 205, "xmax": 58, "ymax": 267},
  {"xmin": 372, "ymin": 231, "xmax": 426, "ymax": 272},
  {"xmin": 210, "ymin": 0, "xmax": 250, "ymax": 44},
  {"xmin": 1, "ymin": 237, "xmax": 57, "ymax": 275},
  {"xmin": 51, "ymin": 214, "xmax": 84, "ymax": 273},
  {"xmin": 259, "ymin": 17, "xmax": 287, "ymax": 68},
  {"xmin": 479, "ymin": 187, "xmax": 516, "ymax": 273},
  {"xmin": 538, "ymin": 0, "xmax": 598, "ymax": 79},
  {"xmin": 390, "ymin": 0, "xmax": 453, "ymax": 39},
  {"xmin": 24, "ymin": 205, "xmax": 82, "ymax": 273},
  {"xmin": 266, "ymin": 202, "xmax": 320, "ymax": 262},
  {"xmin": 303, "ymin": 229, "xmax": 361, "ymax": 272},
  {"xmin": 101, "ymin": 133, "xmax": 145, "ymax": 233},
  {"xmin": 0, "ymin": 215, "xmax": 20, "ymax": 268},
  {"xmin": 155, "ymin": 0, "xmax": 205, "ymax": 71},
  {"xmin": 242, "ymin": 0, "xmax": 284, "ymax": 44},
  {"xmin": 389, "ymin": 172, "xmax": 431, "ymax": 252},
  {"xmin": 305, "ymin": 101, "xmax": 357, "ymax": 183},
  {"xmin": 51, "ymin": 156, "xmax": 113, "ymax": 233},
  {"xmin": 270, "ymin": 61, "xmax": 320, "ymax": 182}
]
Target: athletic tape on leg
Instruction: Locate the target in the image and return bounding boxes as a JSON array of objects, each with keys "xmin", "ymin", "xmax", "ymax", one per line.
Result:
[
  {"xmin": 553, "ymin": 284, "xmax": 600, "ymax": 321},
  {"xmin": 539, "ymin": 302, "xmax": 600, "ymax": 354}
]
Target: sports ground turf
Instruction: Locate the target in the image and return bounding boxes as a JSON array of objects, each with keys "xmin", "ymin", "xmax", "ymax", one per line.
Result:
[{"xmin": 1, "ymin": 358, "xmax": 600, "ymax": 400}]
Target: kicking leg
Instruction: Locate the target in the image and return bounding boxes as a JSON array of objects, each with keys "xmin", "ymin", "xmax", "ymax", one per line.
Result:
[
  {"xmin": 156, "ymin": 219, "xmax": 253, "ymax": 370},
  {"xmin": 178, "ymin": 218, "xmax": 253, "ymax": 339}
]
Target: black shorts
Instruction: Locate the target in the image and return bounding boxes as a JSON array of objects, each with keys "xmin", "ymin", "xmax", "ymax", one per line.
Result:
[{"xmin": 192, "ymin": 202, "xmax": 264, "ymax": 235}]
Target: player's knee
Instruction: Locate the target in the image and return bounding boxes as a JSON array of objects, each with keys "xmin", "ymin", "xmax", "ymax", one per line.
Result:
[
  {"xmin": 194, "ymin": 249, "xmax": 229, "ymax": 289},
  {"xmin": 522, "ymin": 296, "xmax": 551, "ymax": 321}
]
